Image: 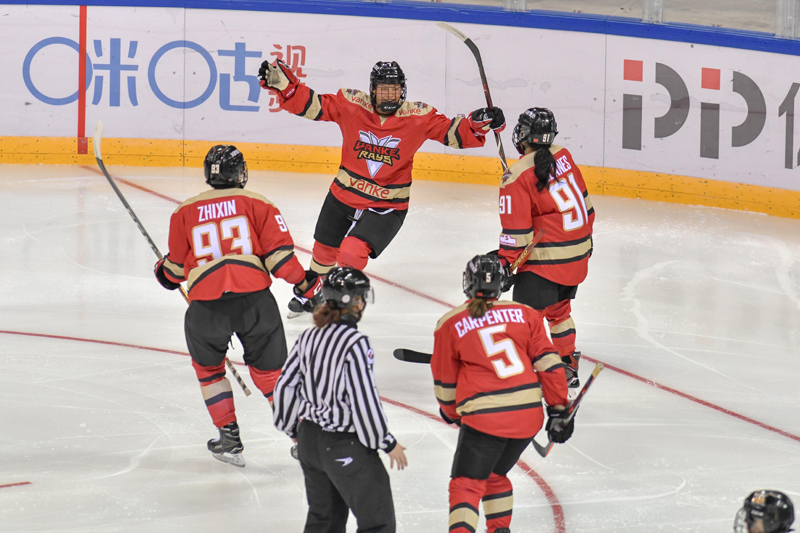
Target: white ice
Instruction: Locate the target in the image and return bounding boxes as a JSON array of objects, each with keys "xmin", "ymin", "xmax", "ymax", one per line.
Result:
[{"xmin": 0, "ymin": 164, "xmax": 798, "ymax": 533}]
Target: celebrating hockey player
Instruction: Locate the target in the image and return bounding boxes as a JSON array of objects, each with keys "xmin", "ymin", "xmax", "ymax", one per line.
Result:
[
  {"xmin": 496, "ymin": 108, "xmax": 594, "ymax": 391},
  {"xmin": 734, "ymin": 490, "xmax": 794, "ymax": 533},
  {"xmin": 431, "ymin": 254, "xmax": 572, "ymax": 533},
  {"xmin": 274, "ymin": 267, "xmax": 407, "ymax": 533},
  {"xmin": 258, "ymin": 59, "xmax": 506, "ymax": 316},
  {"xmin": 154, "ymin": 145, "xmax": 322, "ymax": 467}
]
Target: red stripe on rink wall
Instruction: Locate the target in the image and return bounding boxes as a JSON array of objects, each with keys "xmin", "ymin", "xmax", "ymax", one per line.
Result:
[
  {"xmin": 77, "ymin": 6, "xmax": 88, "ymax": 155},
  {"xmin": 0, "ymin": 328, "xmax": 566, "ymax": 532}
]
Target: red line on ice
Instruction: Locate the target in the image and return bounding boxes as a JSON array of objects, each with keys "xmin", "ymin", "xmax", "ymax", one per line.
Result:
[
  {"xmin": 580, "ymin": 356, "xmax": 800, "ymax": 445},
  {"xmin": 0, "ymin": 481, "xmax": 32, "ymax": 489},
  {"xmin": 381, "ymin": 398, "xmax": 566, "ymax": 532},
  {"xmin": 96, "ymin": 174, "xmax": 800, "ymax": 448},
  {"xmin": 2, "ymin": 329, "xmax": 565, "ymax": 532}
]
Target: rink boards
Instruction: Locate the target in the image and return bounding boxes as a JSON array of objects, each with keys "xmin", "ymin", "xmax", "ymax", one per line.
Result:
[{"xmin": 2, "ymin": 2, "xmax": 800, "ymax": 218}]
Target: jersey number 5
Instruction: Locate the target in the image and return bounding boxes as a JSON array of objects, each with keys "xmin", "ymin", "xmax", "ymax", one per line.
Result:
[
  {"xmin": 479, "ymin": 325, "xmax": 525, "ymax": 379},
  {"xmin": 549, "ymin": 174, "xmax": 589, "ymax": 231},
  {"xmin": 192, "ymin": 216, "xmax": 253, "ymax": 266}
]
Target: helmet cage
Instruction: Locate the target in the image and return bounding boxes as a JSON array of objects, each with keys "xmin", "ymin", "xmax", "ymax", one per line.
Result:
[
  {"xmin": 734, "ymin": 491, "xmax": 795, "ymax": 533},
  {"xmin": 370, "ymin": 61, "xmax": 407, "ymax": 114},
  {"xmin": 512, "ymin": 107, "xmax": 558, "ymax": 155},
  {"xmin": 322, "ymin": 268, "xmax": 374, "ymax": 312},
  {"xmin": 463, "ymin": 255, "xmax": 504, "ymax": 300},
  {"xmin": 204, "ymin": 145, "xmax": 248, "ymax": 189}
]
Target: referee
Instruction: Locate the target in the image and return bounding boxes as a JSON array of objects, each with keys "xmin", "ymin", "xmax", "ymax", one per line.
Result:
[{"xmin": 273, "ymin": 267, "xmax": 408, "ymax": 533}]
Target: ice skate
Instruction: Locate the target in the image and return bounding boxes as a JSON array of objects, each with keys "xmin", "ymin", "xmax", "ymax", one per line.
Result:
[
  {"xmin": 563, "ymin": 351, "xmax": 581, "ymax": 398},
  {"xmin": 208, "ymin": 421, "xmax": 245, "ymax": 468},
  {"xmin": 287, "ymin": 291, "xmax": 324, "ymax": 319},
  {"xmin": 287, "ymin": 296, "xmax": 309, "ymax": 319}
]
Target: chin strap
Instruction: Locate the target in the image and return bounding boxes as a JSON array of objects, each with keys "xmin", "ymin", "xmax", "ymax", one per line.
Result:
[{"xmin": 337, "ymin": 308, "xmax": 363, "ymax": 326}]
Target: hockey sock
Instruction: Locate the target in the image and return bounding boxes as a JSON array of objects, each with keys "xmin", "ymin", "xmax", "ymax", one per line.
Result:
[
  {"xmin": 544, "ymin": 300, "xmax": 577, "ymax": 363},
  {"xmin": 449, "ymin": 476, "xmax": 486, "ymax": 533},
  {"xmin": 311, "ymin": 242, "xmax": 337, "ymax": 275},
  {"xmin": 193, "ymin": 360, "xmax": 236, "ymax": 428},
  {"xmin": 337, "ymin": 236, "xmax": 371, "ymax": 270},
  {"xmin": 248, "ymin": 366, "xmax": 281, "ymax": 402},
  {"xmin": 483, "ymin": 473, "xmax": 514, "ymax": 533}
]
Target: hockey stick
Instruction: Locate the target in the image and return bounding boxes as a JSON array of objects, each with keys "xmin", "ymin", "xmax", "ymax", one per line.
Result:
[
  {"xmin": 530, "ymin": 362, "xmax": 604, "ymax": 458},
  {"xmin": 437, "ymin": 21, "xmax": 510, "ymax": 176},
  {"xmin": 393, "ymin": 348, "xmax": 432, "ymax": 364},
  {"xmin": 392, "ymin": 229, "xmax": 546, "ymax": 365},
  {"xmin": 92, "ymin": 121, "xmax": 252, "ymax": 397}
]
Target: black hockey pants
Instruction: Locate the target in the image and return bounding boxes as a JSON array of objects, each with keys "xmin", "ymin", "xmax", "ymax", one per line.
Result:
[{"xmin": 297, "ymin": 420, "xmax": 396, "ymax": 533}]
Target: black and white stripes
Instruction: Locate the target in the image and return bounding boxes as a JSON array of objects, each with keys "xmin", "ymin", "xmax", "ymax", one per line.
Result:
[{"xmin": 273, "ymin": 322, "xmax": 397, "ymax": 452}]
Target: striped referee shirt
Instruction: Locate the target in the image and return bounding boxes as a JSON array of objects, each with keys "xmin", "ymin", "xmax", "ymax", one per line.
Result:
[{"xmin": 273, "ymin": 321, "xmax": 397, "ymax": 452}]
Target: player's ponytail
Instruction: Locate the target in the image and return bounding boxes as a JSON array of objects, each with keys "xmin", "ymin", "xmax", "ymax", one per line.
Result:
[
  {"xmin": 313, "ymin": 302, "xmax": 342, "ymax": 328},
  {"xmin": 467, "ymin": 298, "xmax": 494, "ymax": 319},
  {"xmin": 533, "ymin": 146, "xmax": 556, "ymax": 192}
]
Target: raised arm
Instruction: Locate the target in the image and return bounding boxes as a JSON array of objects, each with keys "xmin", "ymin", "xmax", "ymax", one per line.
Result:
[
  {"xmin": 424, "ymin": 106, "xmax": 505, "ymax": 150},
  {"xmin": 258, "ymin": 59, "xmax": 346, "ymax": 123}
]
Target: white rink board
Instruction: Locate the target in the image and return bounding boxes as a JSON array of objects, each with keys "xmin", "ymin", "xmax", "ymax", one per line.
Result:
[{"xmin": 3, "ymin": 4, "xmax": 800, "ymax": 190}]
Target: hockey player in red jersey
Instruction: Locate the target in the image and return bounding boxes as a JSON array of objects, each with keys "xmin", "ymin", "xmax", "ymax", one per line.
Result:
[
  {"xmin": 497, "ymin": 108, "xmax": 594, "ymax": 392},
  {"xmin": 153, "ymin": 145, "xmax": 322, "ymax": 467},
  {"xmin": 431, "ymin": 255, "xmax": 573, "ymax": 533},
  {"xmin": 258, "ymin": 59, "xmax": 506, "ymax": 316}
]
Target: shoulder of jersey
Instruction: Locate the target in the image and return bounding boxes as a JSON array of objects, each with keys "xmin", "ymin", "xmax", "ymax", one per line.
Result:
[
  {"xmin": 339, "ymin": 88, "xmax": 374, "ymax": 113},
  {"xmin": 434, "ymin": 302, "xmax": 470, "ymax": 332},
  {"xmin": 501, "ymin": 144, "xmax": 565, "ymax": 188},
  {"xmin": 492, "ymin": 299, "xmax": 535, "ymax": 313},
  {"xmin": 173, "ymin": 188, "xmax": 275, "ymax": 214},
  {"xmin": 394, "ymin": 100, "xmax": 435, "ymax": 118}
]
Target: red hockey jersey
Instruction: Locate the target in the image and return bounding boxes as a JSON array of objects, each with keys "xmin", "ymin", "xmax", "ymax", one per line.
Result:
[
  {"xmin": 498, "ymin": 146, "xmax": 594, "ymax": 286},
  {"xmin": 162, "ymin": 188, "xmax": 306, "ymax": 301},
  {"xmin": 431, "ymin": 300, "xmax": 568, "ymax": 439},
  {"xmin": 278, "ymin": 85, "xmax": 488, "ymax": 210}
]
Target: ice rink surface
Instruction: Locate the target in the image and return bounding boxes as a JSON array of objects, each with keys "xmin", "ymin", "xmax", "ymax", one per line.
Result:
[{"xmin": 0, "ymin": 164, "xmax": 799, "ymax": 533}]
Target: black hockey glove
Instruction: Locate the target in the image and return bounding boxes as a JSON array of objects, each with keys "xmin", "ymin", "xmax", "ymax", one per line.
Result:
[
  {"xmin": 439, "ymin": 407, "xmax": 461, "ymax": 426},
  {"xmin": 154, "ymin": 257, "xmax": 181, "ymax": 291},
  {"xmin": 469, "ymin": 107, "xmax": 506, "ymax": 134},
  {"xmin": 545, "ymin": 405, "xmax": 575, "ymax": 444},
  {"xmin": 486, "ymin": 249, "xmax": 516, "ymax": 293},
  {"xmin": 293, "ymin": 270, "xmax": 324, "ymax": 312},
  {"xmin": 258, "ymin": 59, "xmax": 299, "ymax": 98}
]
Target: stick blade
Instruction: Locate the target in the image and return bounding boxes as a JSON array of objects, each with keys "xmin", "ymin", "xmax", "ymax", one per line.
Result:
[
  {"xmin": 531, "ymin": 437, "xmax": 554, "ymax": 458},
  {"xmin": 93, "ymin": 121, "xmax": 104, "ymax": 161},
  {"xmin": 393, "ymin": 349, "xmax": 432, "ymax": 364},
  {"xmin": 437, "ymin": 21, "xmax": 469, "ymax": 42}
]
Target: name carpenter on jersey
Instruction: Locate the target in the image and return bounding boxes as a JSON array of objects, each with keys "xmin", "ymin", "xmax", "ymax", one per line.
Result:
[
  {"xmin": 454, "ymin": 308, "xmax": 526, "ymax": 338},
  {"xmin": 198, "ymin": 200, "xmax": 237, "ymax": 222}
]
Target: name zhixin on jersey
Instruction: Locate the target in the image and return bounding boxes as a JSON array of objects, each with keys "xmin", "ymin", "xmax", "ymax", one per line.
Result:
[
  {"xmin": 454, "ymin": 308, "xmax": 525, "ymax": 338},
  {"xmin": 198, "ymin": 200, "xmax": 237, "ymax": 222}
]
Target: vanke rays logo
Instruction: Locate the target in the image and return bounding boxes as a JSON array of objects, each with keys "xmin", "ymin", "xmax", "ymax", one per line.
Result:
[{"xmin": 354, "ymin": 131, "xmax": 401, "ymax": 177}]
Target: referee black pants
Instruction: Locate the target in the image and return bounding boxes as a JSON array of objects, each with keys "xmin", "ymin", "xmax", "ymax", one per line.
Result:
[{"xmin": 297, "ymin": 420, "xmax": 396, "ymax": 533}]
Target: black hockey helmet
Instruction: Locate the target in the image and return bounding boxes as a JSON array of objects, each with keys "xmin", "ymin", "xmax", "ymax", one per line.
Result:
[
  {"xmin": 369, "ymin": 61, "xmax": 406, "ymax": 115},
  {"xmin": 463, "ymin": 254, "xmax": 504, "ymax": 300},
  {"xmin": 734, "ymin": 490, "xmax": 794, "ymax": 533},
  {"xmin": 204, "ymin": 145, "xmax": 248, "ymax": 189},
  {"xmin": 323, "ymin": 267, "xmax": 375, "ymax": 311},
  {"xmin": 512, "ymin": 107, "xmax": 558, "ymax": 155}
]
